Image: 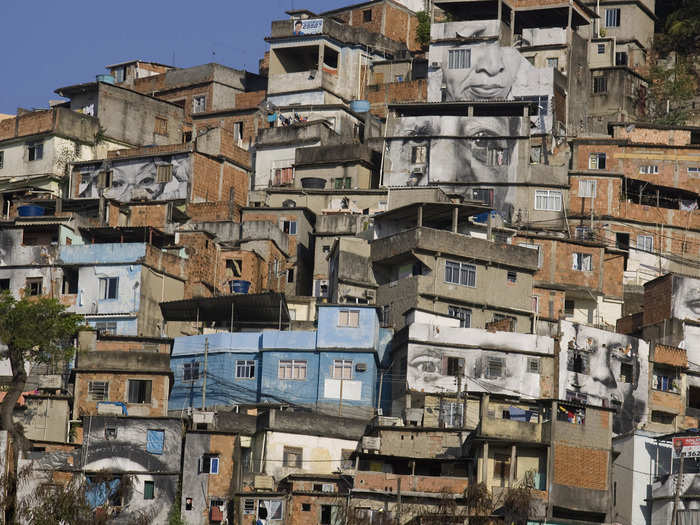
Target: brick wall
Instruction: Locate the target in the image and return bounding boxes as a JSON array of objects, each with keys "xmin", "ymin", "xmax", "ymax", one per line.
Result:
[
  {"xmin": 354, "ymin": 471, "xmax": 469, "ymax": 494},
  {"xmin": 0, "ymin": 110, "xmax": 54, "ymax": 140},
  {"xmin": 219, "ymin": 249, "xmax": 264, "ymax": 294},
  {"xmin": 178, "ymin": 231, "xmax": 220, "ymax": 298},
  {"xmin": 94, "ymin": 339, "xmax": 171, "ymax": 354},
  {"xmin": 107, "ymin": 143, "xmax": 191, "ymax": 160},
  {"xmin": 643, "ymin": 274, "xmax": 673, "ymax": 325},
  {"xmin": 552, "ymin": 443, "xmax": 608, "ymax": 490},
  {"xmin": 195, "ymin": 112, "xmax": 263, "ymax": 153},
  {"xmin": 235, "ymin": 90, "xmax": 267, "ymax": 109},
  {"xmin": 128, "ymin": 204, "xmax": 169, "ymax": 229},
  {"xmin": 74, "ymin": 372, "xmax": 170, "ymax": 417},
  {"xmin": 612, "ymin": 126, "xmax": 692, "ymax": 146},
  {"xmin": 367, "ymin": 79, "xmax": 427, "ymax": 117}
]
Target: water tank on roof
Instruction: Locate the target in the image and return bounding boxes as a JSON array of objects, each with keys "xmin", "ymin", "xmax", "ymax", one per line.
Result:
[
  {"xmin": 96, "ymin": 74, "xmax": 115, "ymax": 84},
  {"xmin": 17, "ymin": 205, "xmax": 44, "ymax": 217}
]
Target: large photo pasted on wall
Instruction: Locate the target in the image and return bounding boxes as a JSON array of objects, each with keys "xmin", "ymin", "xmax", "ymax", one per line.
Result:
[
  {"xmin": 427, "ymin": 21, "xmax": 555, "ymax": 131},
  {"xmin": 406, "ymin": 343, "xmax": 544, "ymax": 399},
  {"xmin": 558, "ymin": 321, "xmax": 649, "ymax": 434},
  {"xmin": 384, "ymin": 116, "xmax": 520, "ymax": 220},
  {"xmin": 672, "ymin": 275, "xmax": 700, "ymax": 369},
  {"xmin": 77, "ymin": 154, "xmax": 191, "ymax": 202}
]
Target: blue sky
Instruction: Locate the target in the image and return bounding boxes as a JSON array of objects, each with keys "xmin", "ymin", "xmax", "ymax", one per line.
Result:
[{"xmin": 0, "ymin": 0, "xmax": 351, "ymax": 114}]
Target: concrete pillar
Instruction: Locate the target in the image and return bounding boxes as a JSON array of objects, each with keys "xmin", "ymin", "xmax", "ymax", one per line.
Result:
[
  {"xmin": 417, "ymin": 205, "xmax": 423, "ymax": 227},
  {"xmin": 482, "ymin": 441, "xmax": 489, "ymax": 484},
  {"xmin": 452, "ymin": 206, "xmax": 459, "ymax": 233},
  {"xmin": 509, "ymin": 444, "xmax": 517, "ymax": 486}
]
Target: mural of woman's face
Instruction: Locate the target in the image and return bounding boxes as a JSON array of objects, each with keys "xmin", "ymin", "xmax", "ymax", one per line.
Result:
[
  {"xmin": 673, "ymin": 277, "xmax": 700, "ymax": 322},
  {"xmin": 444, "ymin": 43, "xmax": 521, "ymax": 101},
  {"xmin": 105, "ymin": 164, "xmax": 167, "ymax": 202}
]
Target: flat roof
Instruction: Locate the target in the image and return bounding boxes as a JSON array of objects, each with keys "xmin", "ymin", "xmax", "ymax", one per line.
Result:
[
  {"xmin": 105, "ymin": 59, "xmax": 174, "ymax": 69},
  {"xmin": 374, "ymin": 201, "xmax": 491, "ymax": 223},
  {"xmin": 160, "ymin": 293, "xmax": 291, "ymax": 326}
]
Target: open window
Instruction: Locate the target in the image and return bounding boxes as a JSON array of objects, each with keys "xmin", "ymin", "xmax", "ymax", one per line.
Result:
[
  {"xmin": 271, "ymin": 45, "xmax": 319, "ymax": 74},
  {"xmin": 323, "ymin": 46, "xmax": 338, "ymax": 70}
]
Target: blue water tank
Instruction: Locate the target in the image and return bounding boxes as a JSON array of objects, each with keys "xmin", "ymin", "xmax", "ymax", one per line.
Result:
[
  {"xmin": 17, "ymin": 205, "xmax": 44, "ymax": 217},
  {"xmin": 229, "ymin": 280, "xmax": 251, "ymax": 294},
  {"xmin": 350, "ymin": 99, "xmax": 370, "ymax": 113},
  {"xmin": 96, "ymin": 74, "xmax": 115, "ymax": 84}
]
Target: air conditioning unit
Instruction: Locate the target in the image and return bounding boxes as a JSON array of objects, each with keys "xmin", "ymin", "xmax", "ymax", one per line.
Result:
[
  {"xmin": 362, "ymin": 436, "xmax": 381, "ymax": 451},
  {"xmin": 364, "ymin": 290, "xmax": 375, "ymax": 300}
]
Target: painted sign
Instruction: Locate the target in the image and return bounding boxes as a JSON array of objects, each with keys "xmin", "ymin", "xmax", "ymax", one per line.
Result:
[
  {"xmin": 293, "ymin": 18, "xmax": 323, "ymax": 35},
  {"xmin": 673, "ymin": 436, "xmax": 700, "ymax": 458}
]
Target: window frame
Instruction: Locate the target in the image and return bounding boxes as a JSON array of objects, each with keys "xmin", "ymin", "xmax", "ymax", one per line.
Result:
[
  {"xmin": 605, "ymin": 7, "xmax": 621, "ymax": 27},
  {"xmin": 572, "ymin": 252, "xmax": 593, "ymax": 272},
  {"xmin": 338, "ymin": 309, "xmax": 360, "ymax": 328},
  {"xmin": 192, "ymin": 95, "xmax": 207, "ymax": 114},
  {"xmin": 332, "ymin": 359, "xmax": 353, "ymax": 380},
  {"xmin": 444, "ymin": 260, "xmax": 477, "ymax": 287},
  {"xmin": 235, "ymin": 360, "xmax": 256, "ymax": 379},
  {"xmin": 448, "ymin": 48, "xmax": 471, "ymax": 70},
  {"xmin": 639, "ymin": 165, "xmax": 659, "ymax": 175},
  {"xmin": 201, "ymin": 454, "xmax": 220, "ymax": 474},
  {"xmin": 546, "ymin": 57, "xmax": 559, "ymax": 69},
  {"xmin": 278, "ymin": 359, "xmax": 308, "ymax": 380},
  {"xmin": 282, "ymin": 220, "xmax": 297, "ymax": 235},
  {"xmin": 578, "ymin": 179, "xmax": 597, "ymax": 198},
  {"xmin": 448, "ymin": 305, "xmax": 471, "ymax": 328},
  {"xmin": 485, "ymin": 356, "xmax": 505, "ymax": 379},
  {"xmin": 27, "ymin": 142, "xmax": 43, "ymax": 161},
  {"xmin": 88, "ymin": 381, "xmax": 109, "ymax": 401},
  {"xmin": 534, "ymin": 190, "xmax": 562, "ymax": 211},
  {"xmin": 154, "ymin": 116, "xmax": 168, "ymax": 136},
  {"xmin": 98, "ymin": 276, "xmax": 119, "ymax": 300},
  {"xmin": 283, "ymin": 446, "xmax": 303, "ymax": 468},
  {"xmin": 593, "ymin": 75, "xmax": 608, "ymax": 94},
  {"xmin": 146, "ymin": 429, "xmax": 165, "ymax": 455},
  {"xmin": 26, "ymin": 277, "xmax": 42, "ymax": 296},
  {"xmin": 156, "ymin": 164, "xmax": 173, "ymax": 183},
  {"xmin": 127, "ymin": 379, "xmax": 152, "ymax": 404},
  {"xmin": 183, "ymin": 362, "xmax": 200, "ymax": 382},
  {"xmin": 637, "ymin": 235, "xmax": 653, "ymax": 252},
  {"xmin": 143, "ymin": 480, "xmax": 155, "ymax": 500},
  {"xmin": 588, "ymin": 153, "xmax": 607, "ymax": 170}
]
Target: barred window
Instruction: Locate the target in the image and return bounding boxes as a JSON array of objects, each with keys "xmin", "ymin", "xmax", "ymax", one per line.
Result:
[
  {"xmin": 445, "ymin": 260, "xmax": 476, "ymax": 287},
  {"xmin": 448, "ymin": 49, "xmax": 470, "ymax": 69},
  {"xmin": 534, "ymin": 190, "xmax": 562, "ymax": 211},
  {"xmin": 88, "ymin": 381, "xmax": 109, "ymax": 401}
]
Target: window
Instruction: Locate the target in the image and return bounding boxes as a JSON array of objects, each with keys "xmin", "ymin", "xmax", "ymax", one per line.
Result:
[
  {"xmin": 530, "ymin": 144, "xmax": 542, "ymax": 164},
  {"xmin": 88, "ymin": 381, "xmax": 109, "ymax": 401},
  {"xmin": 493, "ymin": 454, "xmax": 511, "ymax": 485},
  {"xmin": 156, "ymin": 164, "xmax": 173, "ymax": 183},
  {"xmin": 527, "ymin": 358, "xmax": 540, "ymax": 374},
  {"xmin": 639, "ymin": 165, "xmax": 659, "ymax": 174},
  {"xmin": 637, "ymin": 235, "xmax": 653, "ymax": 252},
  {"xmin": 113, "ymin": 67, "xmax": 125, "ymax": 83},
  {"xmin": 143, "ymin": 480, "xmax": 154, "ymax": 500},
  {"xmin": 98, "ymin": 170, "xmax": 113, "ymax": 188},
  {"xmin": 651, "ymin": 410, "xmax": 675, "ymax": 424},
  {"xmin": 507, "ymin": 271, "xmax": 517, "ymax": 283},
  {"xmin": 279, "ymin": 360, "xmax": 307, "ymax": 380},
  {"xmin": 94, "ymin": 320, "xmax": 117, "ymax": 334},
  {"xmin": 485, "ymin": 146, "xmax": 509, "ymax": 166},
  {"xmin": 235, "ymin": 360, "xmax": 255, "ymax": 379},
  {"xmin": 564, "ymin": 299, "xmax": 575, "ymax": 315},
  {"xmin": 322, "ymin": 245, "xmax": 330, "ymax": 254},
  {"xmin": 287, "ymin": 268, "xmax": 294, "ymax": 283},
  {"xmin": 233, "ymin": 121, "xmax": 243, "ymax": 142},
  {"xmin": 619, "ymin": 363, "xmax": 633, "ymax": 383},
  {"xmin": 154, "ymin": 117, "xmax": 168, "ymax": 136},
  {"xmin": 605, "ymin": 8, "xmax": 620, "ymax": 27},
  {"xmin": 689, "ymin": 386, "xmax": 700, "ymax": 410},
  {"xmin": 105, "ymin": 427, "xmax": 117, "ymax": 439},
  {"xmin": 546, "ymin": 57, "xmax": 559, "ymax": 69},
  {"xmin": 448, "ymin": 306, "xmax": 471, "ymax": 328},
  {"xmin": 243, "ymin": 499, "xmax": 256, "ymax": 515},
  {"xmin": 26, "ymin": 277, "xmax": 42, "ymax": 296},
  {"xmin": 333, "ymin": 360, "xmax": 353, "ymax": 380},
  {"xmin": 688, "ymin": 167, "xmax": 700, "ymax": 175},
  {"xmin": 146, "ymin": 430, "xmax": 165, "ymax": 455},
  {"xmin": 99, "ymin": 277, "xmax": 118, "ymax": 300},
  {"xmin": 572, "ymin": 253, "xmax": 593, "ymax": 271},
  {"xmin": 615, "ymin": 51, "xmax": 628, "ymax": 66},
  {"xmin": 578, "ymin": 179, "xmax": 597, "ymax": 198},
  {"xmin": 338, "ymin": 310, "xmax": 359, "ymax": 327},
  {"xmin": 0, "ymin": 151, "xmax": 3, "ymax": 169},
  {"xmin": 485, "ymin": 356, "xmax": 505, "ymax": 378},
  {"xmin": 28, "ymin": 142, "xmax": 43, "ymax": 161},
  {"xmin": 226, "ymin": 259, "xmax": 242, "ymax": 278},
  {"xmin": 282, "ymin": 220, "xmax": 297, "ymax": 235},
  {"xmin": 411, "ymin": 145, "xmax": 427, "ymax": 164},
  {"xmin": 320, "ymin": 505, "xmax": 339, "ymax": 525},
  {"xmin": 472, "ymin": 188, "xmax": 494, "ymax": 206},
  {"xmin": 448, "ymin": 49, "xmax": 470, "ymax": 69},
  {"xmin": 492, "ymin": 313, "xmax": 517, "ymax": 331},
  {"xmin": 588, "ymin": 153, "xmax": 606, "ymax": 170},
  {"xmin": 653, "ymin": 366, "xmax": 677, "ymax": 392},
  {"xmin": 593, "ymin": 76, "xmax": 608, "ymax": 94},
  {"xmin": 192, "ymin": 95, "xmax": 206, "ymax": 114},
  {"xmin": 534, "ymin": 190, "xmax": 562, "ymax": 211},
  {"xmin": 200, "ymin": 455, "xmax": 219, "ymax": 474},
  {"xmin": 568, "ymin": 350, "xmax": 590, "ymax": 374},
  {"xmin": 258, "ymin": 500, "xmax": 283, "ymax": 521},
  {"xmin": 184, "ymin": 362, "xmax": 200, "ymax": 381},
  {"xmin": 0, "ymin": 279, "xmax": 9, "ymax": 291},
  {"xmin": 363, "ymin": 8, "xmax": 372, "ymax": 22},
  {"xmin": 127, "ymin": 380, "xmax": 152, "ymax": 404},
  {"xmin": 446, "ymin": 357, "xmax": 463, "ymax": 377},
  {"xmin": 597, "ymin": 43, "xmax": 606, "ymax": 54},
  {"xmin": 445, "ymin": 260, "xmax": 477, "ymax": 287},
  {"xmin": 575, "ymin": 226, "xmax": 591, "ymax": 240},
  {"xmin": 333, "ymin": 177, "xmax": 352, "ymax": 189},
  {"xmin": 283, "ymin": 446, "xmax": 303, "ymax": 468}
]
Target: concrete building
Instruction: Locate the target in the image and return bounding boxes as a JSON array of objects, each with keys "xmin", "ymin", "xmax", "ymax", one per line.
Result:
[
  {"xmin": 370, "ymin": 201, "xmax": 539, "ymax": 331},
  {"xmin": 55, "ymin": 80, "xmax": 186, "ymax": 147},
  {"xmin": 169, "ymin": 304, "xmax": 392, "ymax": 418},
  {"xmin": 72, "ymin": 329, "xmax": 173, "ymax": 419}
]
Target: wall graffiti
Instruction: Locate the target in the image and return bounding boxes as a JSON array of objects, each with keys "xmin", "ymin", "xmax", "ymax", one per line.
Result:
[
  {"xmin": 406, "ymin": 343, "xmax": 544, "ymax": 399},
  {"xmin": 672, "ymin": 275, "xmax": 700, "ymax": 369},
  {"xmin": 384, "ymin": 116, "xmax": 520, "ymax": 220},
  {"xmin": 77, "ymin": 154, "xmax": 191, "ymax": 202},
  {"xmin": 558, "ymin": 321, "xmax": 649, "ymax": 434}
]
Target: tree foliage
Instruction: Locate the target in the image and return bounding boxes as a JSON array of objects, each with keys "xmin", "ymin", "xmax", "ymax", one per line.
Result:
[
  {"xmin": 642, "ymin": 54, "xmax": 696, "ymax": 126},
  {"xmin": 654, "ymin": 0, "xmax": 700, "ymax": 56},
  {"xmin": 416, "ymin": 11, "xmax": 431, "ymax": 49}
]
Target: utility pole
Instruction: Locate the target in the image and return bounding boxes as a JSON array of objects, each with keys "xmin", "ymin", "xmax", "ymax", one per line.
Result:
[
  {"xmin": 671, "ymin": 443, "xmax": 685, "ymax": 525},
  {"xmin": 202, "ymin": 337, "xmax": 209, "ymax": 409}
]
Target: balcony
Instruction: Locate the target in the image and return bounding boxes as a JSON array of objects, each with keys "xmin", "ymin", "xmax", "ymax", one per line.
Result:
[
  {"xmin": 354, "ymin": 471, "xmax": 469, "ymax": 495},
  {"xmin": 59, "ymin": 243, "xmax": 147, "ymax": 265}
]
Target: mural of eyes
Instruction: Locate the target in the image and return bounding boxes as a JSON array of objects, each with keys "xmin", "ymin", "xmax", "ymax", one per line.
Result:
[
  {"xmin": 409, "ymin": 354, "xmax": 443, "ymax": 382},
  {"xmin": 110, "ymin": 179, "xmax": 126, "ymax": 190},
  {"xmin": 684, "ymin": 289, "xmax": 700, "ymax": 316}
]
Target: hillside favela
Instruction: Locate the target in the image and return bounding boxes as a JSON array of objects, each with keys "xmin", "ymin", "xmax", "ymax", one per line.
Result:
[{"xmin": 0, "ymin": 0, "xmax": 699, "ymax": 524}]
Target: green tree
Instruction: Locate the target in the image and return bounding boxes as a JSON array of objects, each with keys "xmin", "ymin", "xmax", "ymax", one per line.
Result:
[
  {"xmin": 655, "ymin": 0, "xmax": 700, "ymax": 56},
  {"xmin": 416, "ymin": 11, "xmax": 431, "ymax": 49},
  {"xmin": 643, "ymin": 54, "xmax": 696, "ymax": 126},
  {"xmin": 0, "ymin": 292, "xmax": 83, "ymax": 523}
]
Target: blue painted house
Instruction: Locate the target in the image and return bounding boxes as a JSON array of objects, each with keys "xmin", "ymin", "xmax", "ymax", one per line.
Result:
[{"xmin": 169, "ymin": 305, "xmax": 392, "ymax": 418}]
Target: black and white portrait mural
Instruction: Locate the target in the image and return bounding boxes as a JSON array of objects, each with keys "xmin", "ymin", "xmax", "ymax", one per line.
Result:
[
  {"xmin": 78, "ymin": 154, "xmax": 191, "ymax": 202},
  {"xmin": 672, "ymin": 275, "xmax": 700, "ymax": 369},
  {"xmin": 558, "ymin": 321, "xmax": 649, "ymax": 434},
  {"xmin": 384, "ymin": 116, "xmax": 520, "ymax": 220},
  {"xmin": 405, "ymin": 329, "xmax": 553, "ymax": 399},
  {"xmin": 427, "ymin": 21, "xmax": 555, "ymax": 130}
]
